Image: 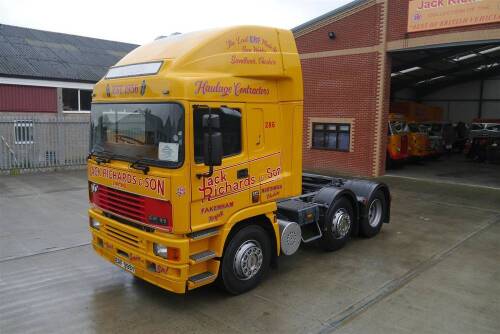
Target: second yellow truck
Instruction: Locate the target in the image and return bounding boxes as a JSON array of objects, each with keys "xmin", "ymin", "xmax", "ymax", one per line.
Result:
[{"xmin": 87, "ymin": 26, "xmax": 391, "ymax": 294}]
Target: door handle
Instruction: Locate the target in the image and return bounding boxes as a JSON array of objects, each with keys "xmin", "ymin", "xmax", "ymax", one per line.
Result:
[{"xmin": 237, "ymin": 168, "xmax": 249, "ymax": 179}]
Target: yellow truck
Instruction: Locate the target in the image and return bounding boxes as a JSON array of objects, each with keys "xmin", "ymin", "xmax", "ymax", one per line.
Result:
[
  {"xmin": 387, "ymin": 113, "xmax": 409, "ymax": 167},
  {"xmin": 87, "ymin": 26, "xmax": 391, "ymax": 294},
  {"xmin": 406, "ymin": 123, "xmax": 432, "ymax": 159},
  {"xmin": 390, "ymin": 101, "xmax": 437, "ymax": 159}
]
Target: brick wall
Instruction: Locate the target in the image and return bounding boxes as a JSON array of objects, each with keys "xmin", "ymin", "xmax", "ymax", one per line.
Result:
[
  {"xmin": 378, "ymin": 54, "xmax": 392, "ymax": 176},
  {"xmin": 296, "ymin": 4, "xmax": 382, "ymax": 53},
  {"xmin": 296, "ymin": 3, "xmax": 384, "ymax": 177},
  {"xmin": 301, "ymin": 52, "xmax": 380, "ymax": 176},
  {"xmin": 387, "ymin": 0, "xmax": 500, "ymax": 42},
  {"xmin": 295, "ymin": 0, "xmax": 500, "ymax": 177}
]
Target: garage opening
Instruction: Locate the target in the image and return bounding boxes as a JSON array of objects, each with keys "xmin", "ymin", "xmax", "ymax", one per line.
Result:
[{"xmin": 387, "ymin": 42, "xmax": 500, "ymax": 188}]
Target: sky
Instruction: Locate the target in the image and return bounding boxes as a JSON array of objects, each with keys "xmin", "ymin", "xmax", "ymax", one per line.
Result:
[{"xmin": 0, "ymin": 0, "xmax": 352, "ymax": 45}]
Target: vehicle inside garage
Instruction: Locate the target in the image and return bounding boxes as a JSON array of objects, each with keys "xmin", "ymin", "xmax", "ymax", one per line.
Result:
[{"xmin": 387, "ymin": 42, "xmax": 500, "ymax": 188}]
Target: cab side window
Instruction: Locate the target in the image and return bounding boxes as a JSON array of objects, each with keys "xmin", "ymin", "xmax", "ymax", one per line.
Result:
[{"xmin": 194, "ymin": 106, "xmax": 242, "ymax": 163}]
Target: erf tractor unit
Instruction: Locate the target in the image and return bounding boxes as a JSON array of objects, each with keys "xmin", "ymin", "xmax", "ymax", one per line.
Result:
[{"xmin": 87, "ymin": 26, "xmax": 391, "ymax": 294}]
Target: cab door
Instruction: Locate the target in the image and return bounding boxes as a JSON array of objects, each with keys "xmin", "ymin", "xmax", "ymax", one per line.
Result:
[{"xmin": 190, "ymin": 102, "xmax": 250, "ymax": 231}]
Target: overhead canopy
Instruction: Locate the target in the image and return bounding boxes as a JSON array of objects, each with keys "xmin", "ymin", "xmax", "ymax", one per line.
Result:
[{"xmin": 391, "ymin": 42, "xmax": 500, "ymax": 94}]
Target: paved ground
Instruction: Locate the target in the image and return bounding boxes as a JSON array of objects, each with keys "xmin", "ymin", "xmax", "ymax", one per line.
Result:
[
  {"xmin": 386, "ymin": 154, "xmax": 500, "ymax": 189},
  {"xmin": 0, "ymin": 170, "xmax": 499, "ymax": 334}
]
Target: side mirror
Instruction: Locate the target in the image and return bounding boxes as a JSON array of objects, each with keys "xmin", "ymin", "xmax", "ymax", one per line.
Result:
[
  {"xmin": 202, "ymin": 113, "xmax": 220, "ymax": 129},
  {"xmin": 203, "ymin": 132, "xmax": 223, "ymax": 166},
  {"xmin": 202, "ymin": 113, "xmax": 222, "ymax": 167}
]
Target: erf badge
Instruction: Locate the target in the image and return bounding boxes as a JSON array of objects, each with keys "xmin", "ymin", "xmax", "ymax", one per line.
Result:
[{"xmin": 176, "ymin": 186, "xmax": 186, "ymax": 197}]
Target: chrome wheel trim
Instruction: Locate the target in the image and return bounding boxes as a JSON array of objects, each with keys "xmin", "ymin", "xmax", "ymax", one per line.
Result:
[
  {"xmin": 233, "ymin": 240, "xmax": 263, "ymax": 280},
  {"xmin": 368, "ymin": 199, "xmax": 383, "ymax": 228},
  {"xmin": 332, "ymin": 208, "xmax": 351, "ymax": 239}
]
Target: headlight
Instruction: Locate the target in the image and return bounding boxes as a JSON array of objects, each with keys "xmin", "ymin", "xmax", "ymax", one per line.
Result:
[
  {"xmin": 153, "ymin": 243, "xmax": 168, "ymax": 259},
  {"xmin": 90, "ymin": 218, "xmax": 101, "ymax": 230}
]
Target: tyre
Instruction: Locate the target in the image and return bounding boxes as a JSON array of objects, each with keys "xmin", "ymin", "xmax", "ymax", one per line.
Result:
[
  {"xmin": 218, "ymin": 225, "xmax": 271, "ymax": 295},
  {"xmin": 319, "ymin": 197, "xmax": 354, "ymax": 252},
  {"xmin": 359, "ymin": 190, "xmax": 387, "ymax": 238}
]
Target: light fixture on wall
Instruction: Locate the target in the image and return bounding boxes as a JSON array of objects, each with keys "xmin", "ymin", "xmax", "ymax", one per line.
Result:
[{"xmin": 328, "ymin": 32, "xmax": 336, "ymax": 40}]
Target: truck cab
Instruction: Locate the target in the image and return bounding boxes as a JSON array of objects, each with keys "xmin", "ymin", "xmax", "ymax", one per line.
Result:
[
  {"xmin": 387, "ymin": 113, "xmax": 409, "ymax": 167},
  {"xmin": 405, "ymin": 122, "xmax": 432, "ymax": 159},
  {"xmin": 88, "ymin": 26, "xmax": 390, "ymax": 295}
]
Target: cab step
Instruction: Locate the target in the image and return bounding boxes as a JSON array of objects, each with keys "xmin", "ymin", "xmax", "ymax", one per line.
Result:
[
  {"xmin": 189, "ymin": 250, "xmax": 216, "ymax": 264},
  {"xmin": 188, "ymin": 227, "xmax": 219, "ymax": 240},
  {"xmin": 188, "ymin": 271, "xmax": 216, "ymax": 284}
]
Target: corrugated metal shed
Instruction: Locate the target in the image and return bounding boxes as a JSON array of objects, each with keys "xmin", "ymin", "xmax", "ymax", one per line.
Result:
[{"xmin": 0, "ymin": 24, "xmax": 138, "ymax": 83}]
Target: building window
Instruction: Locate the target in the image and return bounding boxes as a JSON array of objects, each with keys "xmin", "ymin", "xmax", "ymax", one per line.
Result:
[
  {"xmin": 62, "ymin": 88, "xmax": 92, "ymax": 112},
  {"xmin": 312, "ymin": 123, "xmax": 350, "ymax": 151},
  {"xmin": 193, "ymin": 106, "xmax": 242, "ymax": 163},
  {"xmin": 14, "ymin": 120, "xmax": 34, "ymax": 144}
]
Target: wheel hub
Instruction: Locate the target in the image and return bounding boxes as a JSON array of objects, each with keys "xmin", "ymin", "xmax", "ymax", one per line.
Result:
[
  {"xmin": 332, "ymin": 208, "xmax": 351, "ymax": 239},
  {"xmin": 233, "ymin": 240, "xmax": 263, "ymax": 280}
]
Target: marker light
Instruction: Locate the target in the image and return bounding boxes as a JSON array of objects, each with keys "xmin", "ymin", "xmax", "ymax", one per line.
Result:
[{"xmin": 105, "ymin": 62, "xmax": 163, "ymax": 79}]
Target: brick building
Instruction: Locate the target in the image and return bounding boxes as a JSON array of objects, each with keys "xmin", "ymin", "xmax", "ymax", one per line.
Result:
[{"xmin": 293, "ymin": 0, "xmax": 500, "ymax": 177}]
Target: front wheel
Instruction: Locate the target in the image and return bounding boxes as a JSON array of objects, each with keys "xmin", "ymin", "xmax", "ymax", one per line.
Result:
[
  {"xmin": 218, "ymin": 225, "xmax": 271, "ymax": 295},
  {"xmin": 359, "ymin": 190, "xmax": 387, "ymax": 238}
]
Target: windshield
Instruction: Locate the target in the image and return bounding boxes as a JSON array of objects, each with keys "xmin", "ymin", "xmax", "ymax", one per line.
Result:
[
  {"xmin": 389, "ymin": 121, "xmax": 406, "ymax": 134},
  {"xmin": 90, "ymin": 103, "xmax": 185, "ymax": 168},
  {"xmin": 431, "ymin": 124, "xmax": 443, "ymax": 133},
  {"xmin": 407, "ymin": 123, "xmax": 430, "ymax": 133},
  {"xmin": 406, "ymin": 123, "xmax": 421, "ymax": 133}
]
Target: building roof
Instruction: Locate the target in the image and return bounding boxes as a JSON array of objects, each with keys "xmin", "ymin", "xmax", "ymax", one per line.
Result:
[
  {"xmin": 0, "ymin": 24, "xmax": 138, "ymax": 83},
  {"xmin": 292, "ymin": 0, "xmax": 370, "ymax": 35}
]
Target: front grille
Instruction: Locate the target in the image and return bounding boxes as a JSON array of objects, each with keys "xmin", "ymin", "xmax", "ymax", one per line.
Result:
[
  {"xmin": 93, "ymin": 185, "xmax": 146, "ymax": 224},
  {"xmin": 104, "ymin": 212, "xmax": 155, "ymax": 233},
  {"xmin": 104, "ymin": 224, "xmax": 143, "ymax": 249}
]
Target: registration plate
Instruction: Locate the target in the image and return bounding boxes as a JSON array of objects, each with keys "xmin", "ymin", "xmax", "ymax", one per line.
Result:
[{"xmin": 114, "ymin": 257, "xmax": 135, "ymax": 273}]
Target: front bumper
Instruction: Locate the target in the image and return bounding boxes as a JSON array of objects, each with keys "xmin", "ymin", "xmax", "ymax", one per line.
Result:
[
  {"xmin": 89, "ymin": 209, "xmax": 192, "ymax": 293},
  {"xmin": 389, "ymin": 151, "xmax": 409, "ymax": 160}
]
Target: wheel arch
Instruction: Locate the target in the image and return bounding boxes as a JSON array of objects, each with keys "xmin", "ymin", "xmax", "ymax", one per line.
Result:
[
  {"xmin": 213, "ymin": 202, "xmax": 280, "ymax": 263},
  {"xmin": 312, "ymin": 187, "xmax": 360, "ymax": 234},
  {"xmin": 340, "ymin": 180, "xmax": 391, "ymax": 226}
]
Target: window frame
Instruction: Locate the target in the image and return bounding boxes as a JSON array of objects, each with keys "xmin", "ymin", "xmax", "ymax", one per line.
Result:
[
  {"xmin": 311, "ymin": 122, "xmax": 351, "ymax": 152},
  {"xmin": 62, "ymin": 88, "xmax": 93, "ymax": 113},
  {"xmin": 14, "ymin": 120, "xmax": 35, "ymax": 145},
  {"xmin": 193, "ymin": 105, "xmax": 243, "ymax": 164}
]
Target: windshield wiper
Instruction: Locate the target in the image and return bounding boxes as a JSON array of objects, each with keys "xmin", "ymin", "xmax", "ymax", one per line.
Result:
[
  {"xmin": 89, "ymin": 150, "xmax": 113, "ymax": 164},
  {"xmin": 130, "ymin": 159, "xmax": 150, "ymax": 175}
]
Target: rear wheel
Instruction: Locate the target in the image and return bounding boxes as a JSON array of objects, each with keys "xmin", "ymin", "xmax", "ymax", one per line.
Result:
[
  {"xmin": 319, "ymin": 197, "xmax": 354, "ymax": 252},
  {"xmin": 218, "ymin": 225, "xmax": 271, "ymax": 295},
  {"xmin": 360, "ymin": 191, "xmax": 387, "ymax": 238}
]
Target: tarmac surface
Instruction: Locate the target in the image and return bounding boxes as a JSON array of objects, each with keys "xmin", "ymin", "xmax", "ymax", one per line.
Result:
[{"xmin": 1, "ymin": 170, "xmax": 499, "ymax": 334}]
